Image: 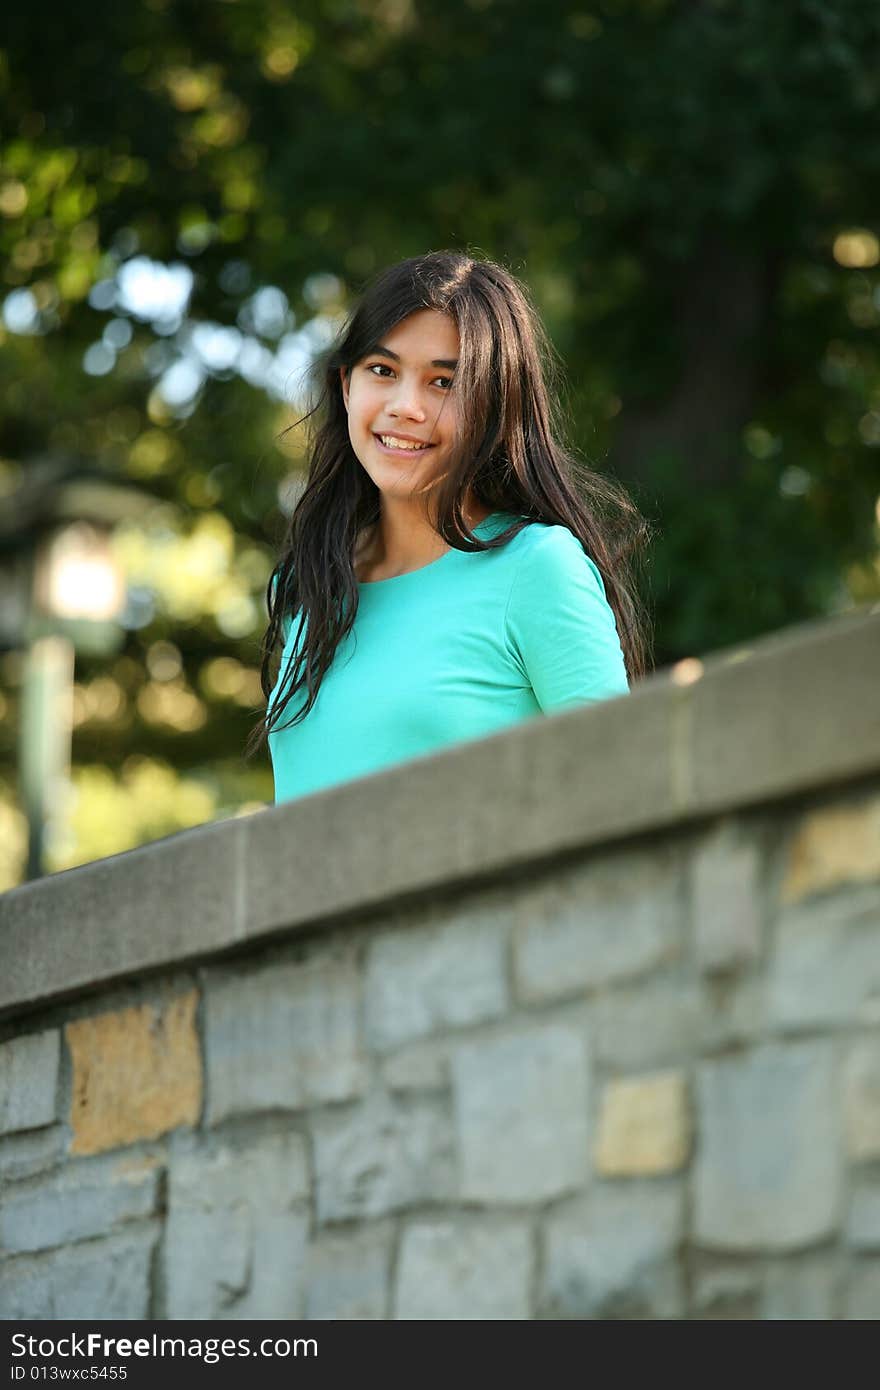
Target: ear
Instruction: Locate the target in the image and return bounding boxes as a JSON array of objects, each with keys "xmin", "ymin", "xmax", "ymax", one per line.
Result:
[{"xmin": 339, "ymin": 365, "xmax": 349, "ymax": 412}]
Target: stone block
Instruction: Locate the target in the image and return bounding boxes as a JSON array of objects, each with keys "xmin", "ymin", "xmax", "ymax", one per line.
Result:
[
  {"xmin": 204, "ymin": 949, "xmax": 367, "ymax": 1124},
  {"xmin": 382, "ymin": 1039, "xmax": 449, "ymax": 1093},
  {"xmin": 452, "ymin": 1020, "xmax": 590, "ymax": 1203},
  {"xmin": 691, "ymin": 819, "xmax": 763, "ymax": 971},
  {"xmin": 844, "ymin": 1261, "xmax": 880, "ymax": 1319},
  {"xmin": 762, "ymin": 1256, "xmax": 840, "ymax": 1319},
  {"xmin": 168, "ymin": 1128, "xmax": 309, "ymax": 1210},
  {"xmin": 305, "ymin": 1223, "xmax": 393, "ymax": 1320},
  {"xmin": 311, "ymin": 1091, "xmax": 454, "ymax": 1224},
  {"xmin": 395, "ymin": 1219, "xmax": 532, "ymax": 1320},
  {"xmin": 66, "ymin": 991, "xmax": 201, "ymax": 1155},
  {"xmin": 540, "ymin": 1183, "xmax": 684, "ymax": 1318},
  {"xmin": 165, "ymin": 1206, "xmax": 251, "ymax": 1318},
  {"xmin": 163, "ymin": 1129, "xmax": 309, "ymax": 1319},
  {"xmin": 699, "ymin": 974, "xmax": 764, "ymax": 1052},
  {"xmin": 690, "ymin": 1259, "xmax": 761, "ymax": 1319},
  {"xmin": 847, "ymin": 1183, "xmax": 880, "ymax": 1251},
  {"xmin": 593, "ymin": 979, "xmax": 703, "ymax": 1069},
  {"xmin": 0, "ymin": 1126, "xmax": 65, "ymax": 1183},
  {"xmin": 780, "ymin": 795, "xmax": 880, "ymax": 906},
  {"xmin": 0, "ymin": 1151, "xmax": 161, "ymax": 1255},
  {"xmin": 0, "ymin": 1229, "xmax": 156, "ymax": 1319},
  {"xmin": 768, "ymin": 884, "xmax": 880, "ymax": 1030},
  {"xmin": 594, "ymin": 1071, "xmax": 691, "ymax": 1177},
  {"xmin": 694, "ymin": 1041, "xmax": 841, "ymax": 1251},
  {"xmin": 843, "ymin": 1036, "xmax": 880, "ymax": 1161},
  {"xmin": 0, "ymin": 1029, "xmax": 59, "ymax": 1136},
  {"xmin": 364, "ymin": 903, "xmax": 507, "ymax": 1052},
  {"xmin": 513, "ymin": 846, "xmax": 682, "ymax": 1003}
]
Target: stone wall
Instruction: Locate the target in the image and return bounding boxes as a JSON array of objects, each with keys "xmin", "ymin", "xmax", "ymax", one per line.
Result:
[{"xmin": 1, "ymin": 608, "xmax": 878, "ymax": 1319}]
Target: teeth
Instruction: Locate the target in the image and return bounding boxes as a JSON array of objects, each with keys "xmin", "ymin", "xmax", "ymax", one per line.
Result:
[{"xmin": 378, "ymin": 435, "xmax": 430, "ymax": 450}]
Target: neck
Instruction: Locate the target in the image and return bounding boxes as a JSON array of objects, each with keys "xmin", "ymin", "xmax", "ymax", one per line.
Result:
[{"xmin": 356, "ymin": 495, "xmax": 494, "ymax": 581}]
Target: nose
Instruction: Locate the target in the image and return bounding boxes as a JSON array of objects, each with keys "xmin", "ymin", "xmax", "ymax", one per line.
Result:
[{"xmin": 387, "ymin": 375, "xmax": 427, "ymax": 421}]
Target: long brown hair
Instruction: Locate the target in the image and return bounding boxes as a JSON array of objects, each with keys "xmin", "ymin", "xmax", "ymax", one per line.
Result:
[{"xmin": 247, "ymin": 249, "xmax": 653, "ymax": 756}]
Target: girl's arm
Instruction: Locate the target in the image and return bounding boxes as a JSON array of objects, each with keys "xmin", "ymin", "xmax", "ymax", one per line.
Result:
[{"xmin": 503, "ymin": 525, "xmax": 630, "ymax": 711}]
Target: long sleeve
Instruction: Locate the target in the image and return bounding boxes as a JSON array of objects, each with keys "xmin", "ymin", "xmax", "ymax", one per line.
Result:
[{"xmin": 503, "ymin": 525, "xmax": 629, "ymax": 712}]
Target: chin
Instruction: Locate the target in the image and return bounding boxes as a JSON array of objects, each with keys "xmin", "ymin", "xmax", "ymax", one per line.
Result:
[{"xmin": 367, "ymin": 462, "xmax": 442, "ymax": 494}]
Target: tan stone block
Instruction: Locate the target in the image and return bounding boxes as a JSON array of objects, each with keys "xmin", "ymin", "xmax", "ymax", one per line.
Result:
[
  {"xmin": 781, "ymin": 797, "xmax": 880, "ymax": 906},
  {"xmin": 844, "ymin": 1038, "xmax": 880, "ymax": 1162},
  {"xmin": 594, "ymin": 1071, "xmax": 691, "ymax": 1177},
  {"xmin": 67, "ymin": 991, "xmax": 202, "ymax": 1155}
]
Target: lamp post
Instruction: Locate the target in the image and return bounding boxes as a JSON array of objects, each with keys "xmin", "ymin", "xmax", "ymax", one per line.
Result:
[
  {"xmin": 20, "ymin": 633, "xmax": 75, "ymax": 882},
  {"xmin": 0, "ymin": 456, "xmax": 153, "ymax": 881},
  {"xmin": 21, "ymin": 521, "xmax": 127, "ymax": 879}
]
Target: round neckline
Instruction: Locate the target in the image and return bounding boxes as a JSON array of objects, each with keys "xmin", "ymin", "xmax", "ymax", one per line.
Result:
[{"xmin": 356, "ymin": 512, "xmax": 510, "ymax": 587}]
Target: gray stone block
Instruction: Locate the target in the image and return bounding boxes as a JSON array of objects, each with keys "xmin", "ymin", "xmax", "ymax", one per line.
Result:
[
  {"xmin": 0, "ymin": 1228, "xmax": 156, "ymax": 1319},
  {"xmin": 204, "ymin": 947, "xmax": 368, "ymax": 1124},
  {"xmin": 691, "ymin": 820, "xmax": 763, "ymax": 971},
  {"xmin": 844, "ymin": 1260, "xmax": 880, "ymax": 1319},
  {"xmin": 395, "ymin": 1219, "xmax": 532, "ymax": 1320},
  {"xmin": 452, "ymin": 1019, "xmax": 591, "ymax": 1203},
  {"xmin": 163, "ymin": 1129, "xmax": 309, "ymax": 1319},
  {"xmin": 382, "ymin": 1039, "xmax": 450, "ymax": 1093},
  {"xmin": 165, "ymin": 1205, "xmax": 251, "ymax": 1317},
  {"xmin": 305, "ymin": 1222, "xmax": 393, "ymax": 1320},
  {"xmin": 593, "ymin": 978, "xmax": 704, "ymax": 1069},
  {"xmin": 540, "ymin": 1183, "xmax": 684, "ymax": 1318},
  {"xmin": 0, "ymin": 1029, "xmax": 60, "ymax": 1136},
  {"xmin": 844, "ymin": 1036, "xmax": 880, "ymax": 1160},
  {"xmin": 311, "ymin": 1091, "xmax": 454, "ymax": 1224},
  {"xmin": 168, "ymin": 1127, "xmax": 309, "ymax": 1209},
  {"xmin": 690, "ymin": 1259, "xmax": 761, "ymax": 1319},
  {"xmin": 239, "ymin": 1214, "xmax": 308, "ymax": 1321},
  {"xmin": 513, "ymin": 847, "xmax": 683, "ymax": 1003},
  {"xmin": 847, "ymin": 1183, "xmax": 880, "ymax": 1251},
  {"xmin": 0, "ymin": 1125, "xmax": 65, "ymax": 1182},
  {"xmin": 0, "ymin": 1151, "xmax": 161, "ymax": 1255},
  {"xmin": 694, "ymin": 1041, "xmax": 841, "ymax": 1251},
  {"xmin": 699, "ymin": 974, "xmax": 765, "ymax": 1052},
  {"xmin": 364, "ymin": 902, "xmax": 508, "ymax": 1052},
  {"xmin": 762, "ymin": 1255, "xmax": 840, "ymax": 1319},
  {"xmin": 768, "ymin": 884, "xmax": 880, "ymax": 1030}
]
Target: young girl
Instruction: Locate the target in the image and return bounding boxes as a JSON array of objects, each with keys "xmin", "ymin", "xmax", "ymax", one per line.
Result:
[{"xmin": 250, "ymin": 250, "xmax": 652, "ymax": 803}]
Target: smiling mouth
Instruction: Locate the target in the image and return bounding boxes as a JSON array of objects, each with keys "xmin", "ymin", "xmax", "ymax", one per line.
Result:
[{"xmin": 373, "ymin": 433, "xmax": 436, "ymax": 455}]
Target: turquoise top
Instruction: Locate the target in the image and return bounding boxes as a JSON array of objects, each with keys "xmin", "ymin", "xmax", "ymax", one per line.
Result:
[{"xmin": 268, "ymin": 511, "xmax": 629, "ymax": 804}]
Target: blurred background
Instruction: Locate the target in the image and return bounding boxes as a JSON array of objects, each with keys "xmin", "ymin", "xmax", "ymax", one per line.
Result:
[{"xmin": 1, "ymin": 0, "xmax": 878, "ymax": 889}]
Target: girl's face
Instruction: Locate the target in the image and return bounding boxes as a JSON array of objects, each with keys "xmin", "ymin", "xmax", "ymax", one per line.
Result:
[{"xmin": 341, "ymin": 308, "xmax": 460, "ymax": 505}]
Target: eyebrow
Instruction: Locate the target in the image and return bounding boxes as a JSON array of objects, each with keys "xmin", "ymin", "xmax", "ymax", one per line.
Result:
[{"xmin": 366, "ymin": 343, "xmax": 458, "ymax": 369}]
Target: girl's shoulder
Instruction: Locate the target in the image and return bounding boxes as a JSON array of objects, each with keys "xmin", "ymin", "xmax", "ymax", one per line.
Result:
[
  {"xmin": 503, "ymin": 513, "xmax": 591, "ymax": 558},
  {"xmin": 505, "ymin": 516, "xmax": 608, "ymax": 599}
]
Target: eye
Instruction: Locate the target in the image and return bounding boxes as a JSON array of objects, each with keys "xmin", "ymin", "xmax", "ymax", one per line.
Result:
[{"xmin": 365, "ymin": 363, "xmax": 454, "ymax": 390}]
